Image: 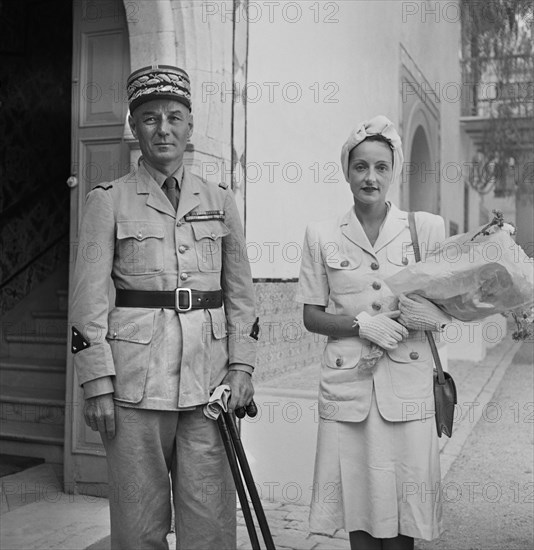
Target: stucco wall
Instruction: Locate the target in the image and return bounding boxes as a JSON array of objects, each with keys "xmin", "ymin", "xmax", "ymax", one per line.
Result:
[
  {"xmin": 245, "ymin": 0, "xmax": 463, "ymax": 278},
  {"xmin": 127, "ymin": 0, "xmax": 234, "ymax": 176}
]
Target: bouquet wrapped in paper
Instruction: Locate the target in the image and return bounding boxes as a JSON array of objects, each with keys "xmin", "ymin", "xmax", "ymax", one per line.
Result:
[
  {"xmin": 356, "ymin": 213, "xmax": 533, "ymax": 373},
  {"xmin": 385, "ymin": 218, "xmax": 534, "ymax": 324}
]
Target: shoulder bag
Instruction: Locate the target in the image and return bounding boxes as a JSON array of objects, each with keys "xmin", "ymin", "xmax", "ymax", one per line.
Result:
[{"xmin": 408, "ymin": 212, "xmax": 457, "ymax": 438}]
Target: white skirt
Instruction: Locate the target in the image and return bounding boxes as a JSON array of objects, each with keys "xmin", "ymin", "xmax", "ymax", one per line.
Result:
[{"xmin": 309, "ymin": 389, "xmax": 443, "ymax": 540}]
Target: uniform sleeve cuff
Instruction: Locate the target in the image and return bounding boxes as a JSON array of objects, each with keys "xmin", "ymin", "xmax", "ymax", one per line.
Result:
[
  {"xmin": 83, "ymin": 377, "xmax": 114, "ymax": 399},
  {"xmin": 228, "ymin": 364, "xmax": 254, "ymax": 376}
]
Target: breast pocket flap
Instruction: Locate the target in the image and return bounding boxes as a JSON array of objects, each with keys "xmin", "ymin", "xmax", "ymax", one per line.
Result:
[
  {"xmin": 191, "ymin": 221, "xmax": 230, "ymax": 241},
  {"xmin": 325, "ymin": 251, "xmax": 362, "ymax": 270},
  {"xmin": 386, "ymin": 341, "xmax": 431, "ymax": 363},
  {"xmin": 386, "ymin": 244, "xmax": 414, "ymax": 266},
  {"xmin": 117, "ymin": 221, "xmax": 165, "ymax": 241},
  {"xmin": 323, "ymin": 339, "xmax": 367, "ymax": 369}
]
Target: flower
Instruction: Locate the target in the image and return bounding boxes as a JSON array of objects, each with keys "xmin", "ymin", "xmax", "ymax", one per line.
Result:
[
  {"xmin": 506, "ymin": 306, "xmax": 534, "ymax": 342},
  {"xmin": 386, "ymin": 212, "xmax": 533, "ymax": 324}
]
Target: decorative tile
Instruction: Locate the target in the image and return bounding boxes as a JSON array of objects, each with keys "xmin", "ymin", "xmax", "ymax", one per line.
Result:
[{"xmin": 253, "ymin": 282, "xmax": 324, "ymax": 383}]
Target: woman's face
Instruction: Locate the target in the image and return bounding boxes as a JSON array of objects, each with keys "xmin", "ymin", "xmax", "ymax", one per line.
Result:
[{"xmin": 348, "ymin": 140, "xmax": 394, "ymax": 208}]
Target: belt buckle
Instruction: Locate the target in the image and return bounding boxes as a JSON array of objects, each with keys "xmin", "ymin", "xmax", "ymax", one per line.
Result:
[{"xmin": 175, "ymin": 288, "xmax": 192, "ymax": 312}]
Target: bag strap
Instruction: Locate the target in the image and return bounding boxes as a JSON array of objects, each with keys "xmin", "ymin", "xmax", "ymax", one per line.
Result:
[{"xmin": 408, "ymin": 212, "xmax": 446, "ymax": 385}]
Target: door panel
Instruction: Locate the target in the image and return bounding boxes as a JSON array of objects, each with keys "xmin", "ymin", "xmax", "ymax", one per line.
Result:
[
  {"xmin": 81, "ymin": 31, "xmax": 128, "ymax": 125},
  {"xmin": 64, "ymin": 0, "xmax": 130, "ymax": 495}
]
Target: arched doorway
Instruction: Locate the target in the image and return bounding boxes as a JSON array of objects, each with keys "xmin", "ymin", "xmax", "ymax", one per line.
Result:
[{"xmin": 409, "ymin": 125, "xmax": 437, "ymax": 213}]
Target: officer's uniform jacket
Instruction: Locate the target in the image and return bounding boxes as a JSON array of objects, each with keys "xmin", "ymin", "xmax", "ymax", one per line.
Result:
[
  {"xmin": 296, "ymin": 204, "xmax": 445, "ymax": 422},
  {"xmin": 71, "ymin": 162, "xmax": 257, "ymax": 410}
]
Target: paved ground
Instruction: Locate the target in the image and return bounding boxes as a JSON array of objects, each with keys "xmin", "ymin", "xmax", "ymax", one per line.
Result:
[
  {"xmin": 416, "ymin": 343, "xmax": 534, "ymax": 550},
  {"xmin": 1, "ymin": 337, "xmax": 532, "ymax": 550}
]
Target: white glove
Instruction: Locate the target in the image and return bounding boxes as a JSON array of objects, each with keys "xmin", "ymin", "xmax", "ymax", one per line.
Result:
[
  {"xmin": 203, "ymin": 385, "xmax": 231, "ymax": 420},
  {"xmin": 356, "ymin": 310, "xmax": 409, "ymax": 350},
  {"xmin": 398, "ymin": 294, "xmax": 451, "ymax": 332}
]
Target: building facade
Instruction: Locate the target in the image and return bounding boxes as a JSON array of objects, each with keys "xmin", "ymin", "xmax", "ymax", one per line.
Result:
[{"xmin": 1, "ymin": 0, "xmax": 489, "ymax": 494}]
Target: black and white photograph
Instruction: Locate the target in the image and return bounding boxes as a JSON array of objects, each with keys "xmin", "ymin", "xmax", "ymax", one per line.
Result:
[{"xmin": 0, "ymin": 1, "xmax": 533, "ymax": 549}]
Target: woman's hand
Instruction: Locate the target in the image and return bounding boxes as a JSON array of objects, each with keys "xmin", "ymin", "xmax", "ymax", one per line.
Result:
[
  {"xmin": 398, "ymin": 293, "xmax": 451, "ymax": 332},
  {"xmin": 356, "ymin": 310, "xmax": 409, "ymax": 350}
]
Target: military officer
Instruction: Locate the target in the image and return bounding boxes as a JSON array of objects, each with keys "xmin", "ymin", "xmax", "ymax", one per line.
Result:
[{"xmin": 70, "ymin": 64, "xmax": 258, "ymax": 549}]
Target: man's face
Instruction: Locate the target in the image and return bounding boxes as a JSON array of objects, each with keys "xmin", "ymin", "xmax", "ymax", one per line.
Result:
[{"xmin": 128, "ymin": 99, "xmax": 193, "ymax": 172}]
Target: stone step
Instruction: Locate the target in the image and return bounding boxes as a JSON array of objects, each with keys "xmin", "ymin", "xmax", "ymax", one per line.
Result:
[
  {"xmin": 4, "ymin": 334, "xmax": 67, "ymax": 360},
  {"xmin": 0, "ymin": 357, "xmax": 65, "ymax": 390},
  {"xmin": 0, "ymin": 439, "xmax": 63, "ymax": 468},
  {"xmin": 0, "ymin": 419, "xmax": 64, "ymax": 474},
  {"xmin": 31, "ymin": 310, "xmax": 68, "ymax": 319},
  {"xmin": 31, "ymin": 311, "xmax": 68, "ymax": 337},
  {"xmin": 0, "ymin": 454, "xmax": 45, "ymax": 478},
  {"xmin": 0, "ymin": 386, "xmax": 65, "ymax": 425},
  {"xmin": 0, "ymin": 419, "xmax": 64, "ymax": 446},
  {"xmin": 0, "ymin": 463, "xmax": 62, "ymax": 514}
]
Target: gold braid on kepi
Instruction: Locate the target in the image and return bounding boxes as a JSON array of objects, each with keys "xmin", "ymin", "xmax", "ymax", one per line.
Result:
[{"xmin": 127, "ymin": 64, "xmax": 192, "ymax": 113}]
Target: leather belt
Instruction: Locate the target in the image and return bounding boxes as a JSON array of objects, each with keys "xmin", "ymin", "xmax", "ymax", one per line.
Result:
[{"xmin": 115, "ymin": 288, "xmax": 223, "ymax": 312}]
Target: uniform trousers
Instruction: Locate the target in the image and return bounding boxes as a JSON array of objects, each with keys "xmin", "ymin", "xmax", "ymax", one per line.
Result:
[{"xmin": 102, "ymin": 405, "xmax": 236, "ymax": 550}]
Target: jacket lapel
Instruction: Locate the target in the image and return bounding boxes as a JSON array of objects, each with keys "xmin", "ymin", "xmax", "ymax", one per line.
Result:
[
  {"xmin": 373, "ymin": 204, "xmax": 409, "ymax": 253},
  {"xmin": 340, "ymin": 208, "xmax": 375, "ymax": 257},
  {"xmin": 176, "ymin": 169, "xmax": 200, "ymax": 220},
  {"xmin": 137, "ymin": 164, "xmax": 176, "ymax": 218}
]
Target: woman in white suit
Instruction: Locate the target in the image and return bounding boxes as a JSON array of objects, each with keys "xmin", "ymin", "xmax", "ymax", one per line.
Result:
[{"xmin": 296, "ymin": 116, "xmax": 451, "ymax": 550}]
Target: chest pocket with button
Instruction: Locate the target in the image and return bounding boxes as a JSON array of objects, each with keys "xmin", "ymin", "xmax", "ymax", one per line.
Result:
[
  {"xmin": 324, "ymin": 246, "xmax": 364, "ymax": 295},
  {"xmin": 191, "ymin": 221, "xmax": 230, "ymax": 272},
  {"xmin": 320, "ymin": 338, "xmax": 372, "ymax": 402},
  {"xmin": 116, "ymin": 221, "xmax": 165, "ymax": 275},
  {"xmin": 386, "ymin": 242, "xmax": 415, "ymax": 267}
]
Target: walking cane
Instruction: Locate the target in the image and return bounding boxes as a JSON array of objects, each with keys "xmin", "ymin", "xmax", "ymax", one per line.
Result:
[
  {"xmin": 218, "ymin": 402, "xmax": 276, "ymax": 550},
  {"xmin": 217, "ymin": 413, "xmax": 261, "ymax": 549}
]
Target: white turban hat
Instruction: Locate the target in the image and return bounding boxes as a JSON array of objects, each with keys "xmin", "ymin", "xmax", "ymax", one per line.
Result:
[{"xmin": 340, "ymin": 115, "xmax": 404, "ymax": 185}]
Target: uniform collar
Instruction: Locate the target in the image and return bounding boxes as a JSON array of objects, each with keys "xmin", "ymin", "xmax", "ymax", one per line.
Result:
[
  {"xmin": 176, "ymin": 168, "xmax": 200, "ymax": 220},
  {"xmin": 136, "ymin": 161, "xmax": 197, "ymax": 219},
  {"xmin": 373, "ymin": 203, "xmax": 408, "ymax": 252},
  {"xmin": 141, "ymin": 159, "xmax": 184, "ymax": 190},
  {"xmin": 340, "ymin": 202, "xmax": 408, "ymax": 256}
]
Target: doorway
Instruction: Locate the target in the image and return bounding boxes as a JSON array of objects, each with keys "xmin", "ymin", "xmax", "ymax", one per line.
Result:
[
  {"xmin": 0, "ymin": 0, "xmax": 72, "ymax": 311},
  {"xmin": 409, "ymin": 125, "xmax": 437, "ymax": 213},
  {"xmin": 0, "ymin": 0, "xmax": 73, "ymax": 482}
]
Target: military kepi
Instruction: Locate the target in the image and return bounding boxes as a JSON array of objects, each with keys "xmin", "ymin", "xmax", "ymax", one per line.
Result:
[{"xmin": 127, "ymin": 64, "xmax": 192, "ymax": 113}]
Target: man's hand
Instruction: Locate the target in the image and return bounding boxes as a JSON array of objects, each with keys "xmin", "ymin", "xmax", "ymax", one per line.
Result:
[
  {"xmin": 222, "ymin": 369, "xmax": 254, "ymax": 412},
  {"xmin": 83, "ymin": 393, "xmax": 116, "ymax": 439}
]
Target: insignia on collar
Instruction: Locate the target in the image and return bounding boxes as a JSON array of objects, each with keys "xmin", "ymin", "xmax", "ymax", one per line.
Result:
[
  {"xmin": 71, "ymin": 326, "xmax": 90, "ymax": 354},
  {"xmin": 93, "ymin": 184, "xmax": 113, "ymax": 191},
  {"xmin": 184, "ymin": 210, "xmax": 225, "ymax": 222},
  {"xmin": 219, "ymin": 182, "xmax": 228, "ymax": 190}
]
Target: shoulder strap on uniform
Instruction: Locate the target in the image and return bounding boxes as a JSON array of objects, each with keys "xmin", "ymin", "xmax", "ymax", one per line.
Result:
[{"xmin": 93, "ymin": 184, "xmax": 113, "ymax": 191}]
